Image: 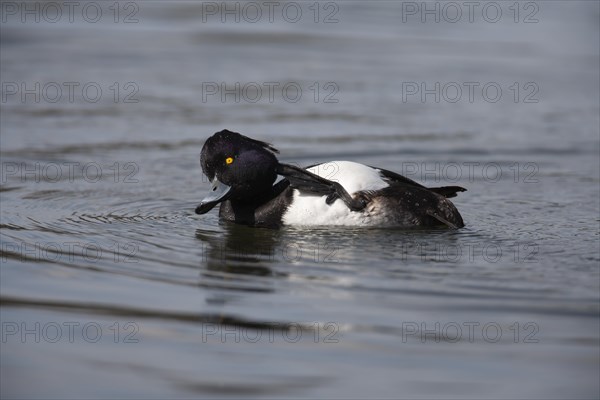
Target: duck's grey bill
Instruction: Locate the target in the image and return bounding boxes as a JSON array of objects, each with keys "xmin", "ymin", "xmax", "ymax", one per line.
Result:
[{"xmin": 195, "ymin": 178, "xmax": 231, "ymax": 214}]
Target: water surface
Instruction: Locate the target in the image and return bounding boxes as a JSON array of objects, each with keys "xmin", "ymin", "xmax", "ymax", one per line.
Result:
[{"xmin": 1, "ymin": 2, "xmax": 599, "ymax": 398}]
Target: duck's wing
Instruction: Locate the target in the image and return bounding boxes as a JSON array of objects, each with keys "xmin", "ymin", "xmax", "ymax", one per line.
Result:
[
  {"xmin": 373, "ymin": 167, "xmax": 426, "ymax": 188},
  {"xmin": 374, "ymin": 166, "xmax": 466, "ymax": 199},
  {"xmin": 276, "ymin": 163, "xmax": 366, "ymax": 211}
]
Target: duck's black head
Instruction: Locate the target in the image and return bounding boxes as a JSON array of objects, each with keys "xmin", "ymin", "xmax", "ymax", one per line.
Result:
[{"xmin": 195, "ymin": 129, "xmax": 280, "ymax": 214}]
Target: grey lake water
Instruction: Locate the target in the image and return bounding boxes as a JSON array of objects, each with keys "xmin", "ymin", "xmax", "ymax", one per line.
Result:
[{"xmin": 1, "ymin": 1, "xmax": 599, "ymax": 399}]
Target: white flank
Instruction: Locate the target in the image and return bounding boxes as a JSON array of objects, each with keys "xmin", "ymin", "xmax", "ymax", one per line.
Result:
[{"xmin": 282, "ymin": 161, "xmax": 389, "ymax": 226}]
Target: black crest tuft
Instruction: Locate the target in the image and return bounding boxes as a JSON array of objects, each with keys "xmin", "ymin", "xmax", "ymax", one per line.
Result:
[{"xmin": 214, "ymin": 129, "xmax": 279, "ymax": 154}]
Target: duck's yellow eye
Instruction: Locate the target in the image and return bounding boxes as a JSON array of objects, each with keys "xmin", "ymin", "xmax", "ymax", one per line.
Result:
[{"xmin": 225, "ymin": 157, "xmax": 234, "ymax": 165}]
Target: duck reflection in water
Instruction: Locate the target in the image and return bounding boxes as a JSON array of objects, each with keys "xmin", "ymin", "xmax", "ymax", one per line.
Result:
[{"xmin": 195, "ymin": 223, "xmax": 285, "ymax": 280}]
